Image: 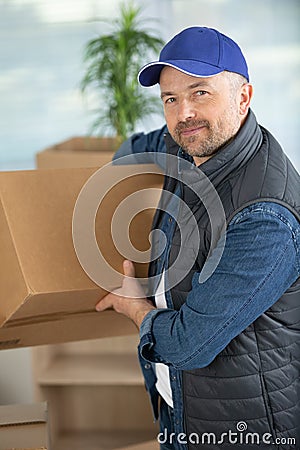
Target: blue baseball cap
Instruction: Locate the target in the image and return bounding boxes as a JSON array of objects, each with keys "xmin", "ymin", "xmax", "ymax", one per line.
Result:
[{"xmin": 138, "ymin": 26, "xmax": 249, "ymax": 86}]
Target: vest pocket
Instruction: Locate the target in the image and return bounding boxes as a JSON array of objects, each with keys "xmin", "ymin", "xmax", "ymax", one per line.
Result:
[{"xmin": 259, "ymin": 370, "xmax": 277, "ymax": 443}]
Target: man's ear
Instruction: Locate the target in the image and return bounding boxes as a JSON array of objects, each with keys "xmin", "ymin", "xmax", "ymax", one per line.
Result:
[{"xmin": 239, "ymin": 83, "xmax": 253, "ymax": 117}]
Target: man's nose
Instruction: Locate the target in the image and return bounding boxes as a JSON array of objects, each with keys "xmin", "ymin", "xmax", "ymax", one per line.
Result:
[{"xmin": 177, "ymin": 100, "xmax": 197, "ymax": 122}]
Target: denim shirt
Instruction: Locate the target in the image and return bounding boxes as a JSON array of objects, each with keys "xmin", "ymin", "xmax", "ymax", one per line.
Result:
[{"xmin": 138, "ymin": 201, "xmax": 300, "ymax": 448}]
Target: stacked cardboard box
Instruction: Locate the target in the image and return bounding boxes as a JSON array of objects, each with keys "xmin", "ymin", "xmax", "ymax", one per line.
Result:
[
  {"xmin": 35, "ymin": 136, "xmax": 118, "ymax": 169},
  {"xmin": 0, "ymin": 402, "xmax": 49, "ymax": 450}
]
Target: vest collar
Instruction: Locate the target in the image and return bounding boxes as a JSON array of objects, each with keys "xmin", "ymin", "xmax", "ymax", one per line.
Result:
[{"xmin": 200, "ymin": 109, "xmax": 263, "ymax": 181}]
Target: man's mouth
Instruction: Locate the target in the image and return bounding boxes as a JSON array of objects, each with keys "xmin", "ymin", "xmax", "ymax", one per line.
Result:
[
  {"xmin": 176, "ymin": 121, "xmax": 209, "ymax": 139},
  {"xmin": 180, "ymin": 126, "xmax": 206, "ymax": 137}
]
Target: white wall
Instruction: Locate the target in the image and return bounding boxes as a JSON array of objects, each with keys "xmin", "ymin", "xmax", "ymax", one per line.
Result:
[
  {"xmin": 0, "ymin": 348, "xmax": 33, "ymax": 404},
  {"xmin": 0, "ymin": 0, "xmax": 299, "ymax": 405}
]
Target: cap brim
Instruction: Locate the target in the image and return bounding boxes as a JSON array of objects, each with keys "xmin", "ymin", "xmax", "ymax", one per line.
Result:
[{"xmin": 138, "ymin": 60, "xmax": 223, "ymax": 87}]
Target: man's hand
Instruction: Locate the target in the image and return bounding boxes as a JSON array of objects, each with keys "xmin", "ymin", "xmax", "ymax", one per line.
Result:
[{"xmin": 95, "ymin": 260, "xmax": 156, "ymax": 329}]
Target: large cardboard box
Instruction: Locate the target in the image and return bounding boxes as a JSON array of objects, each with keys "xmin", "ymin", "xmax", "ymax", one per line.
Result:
[
  {"xmin": 36, "ymin": 136, "xmax": 118, "ymax": 169},
  {"xmin": 0, "ymin": 164, "xmax": 163, "ymax": 349},
  {"xmin": 0, "ymin": 402, "xmax": 49, "ymax": 449}
]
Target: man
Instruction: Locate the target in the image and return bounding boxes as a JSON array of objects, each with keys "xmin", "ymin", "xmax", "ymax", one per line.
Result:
[{"xmin": 96, "ymin": 27, "xmax": 300, "ymax": 449}]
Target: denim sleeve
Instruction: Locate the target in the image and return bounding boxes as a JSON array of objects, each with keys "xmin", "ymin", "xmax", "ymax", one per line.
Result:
[
  {"xmin": 112, "ymin": 125, "xmax": 168, "ymax": 166},
  {"xmin": 139, "ymin": 202, "xmax": 300, "ymax": 370}
]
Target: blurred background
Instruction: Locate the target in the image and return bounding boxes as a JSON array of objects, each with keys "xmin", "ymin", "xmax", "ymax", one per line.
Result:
[{"xmin": 0, "ymin": 0, "xmax": 299, "ymax": 405}]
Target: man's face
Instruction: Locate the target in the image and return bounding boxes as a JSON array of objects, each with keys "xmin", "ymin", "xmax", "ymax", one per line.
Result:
[{"xmin": 159, "ymin": 67, "xmax": 243, "ymax": 164}]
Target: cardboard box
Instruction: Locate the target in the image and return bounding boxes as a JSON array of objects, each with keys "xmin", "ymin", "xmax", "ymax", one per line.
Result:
[
  {"xmin": 36, "ymin": 136, "xmax": 118, "ymax": 169},
  {"xmin": 0, "ymin": 402, "xmax": 49, "ymax": 449},
  {"xmin": 0, "ymin": 164, "xmax": 163, "ymax": 349}
]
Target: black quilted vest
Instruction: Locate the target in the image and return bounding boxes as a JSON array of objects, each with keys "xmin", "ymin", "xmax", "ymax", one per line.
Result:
[{"xmin": 149, "ymin": 110, "xmax": 300, "ymax": 449}]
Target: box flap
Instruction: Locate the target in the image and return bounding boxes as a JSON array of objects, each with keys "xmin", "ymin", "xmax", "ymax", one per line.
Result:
[
  {"xmin": 0, "ymin": 309, "xmax": 136, "ymax": 349},
  {"xmin": 0, "ymin": 168, "xmax": 96, "ymax": 294},
  {"xmin": 0, "ymin": 195, "xmax": 29, "ymax": 327}
]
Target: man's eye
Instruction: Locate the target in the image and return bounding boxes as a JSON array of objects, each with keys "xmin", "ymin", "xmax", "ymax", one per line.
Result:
[
  {"xmin": 165, "ymin": 97, "xmax": 176, "ymax": 104},
  {"xmin": 195, "ymin": 90, "xmax": 206, "ymax": 96}
]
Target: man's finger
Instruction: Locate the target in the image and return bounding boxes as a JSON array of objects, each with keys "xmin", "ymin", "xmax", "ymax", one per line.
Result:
[
  {"xmin": 95, "ymin": 293, "xmax": 114, "ymax": 311},
  {"xmin": 123, "ymin": 259, "xmax": 136, "ymax": 278}
]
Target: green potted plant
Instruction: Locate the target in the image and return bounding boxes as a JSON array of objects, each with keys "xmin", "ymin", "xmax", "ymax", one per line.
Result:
[
  {"xmin": 81, "ymin": 1, "xmax": 164, "ymax": 144},
  {"xmin": 36, "ymin": 1, "xmax": 164, "ymax": 169}
]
